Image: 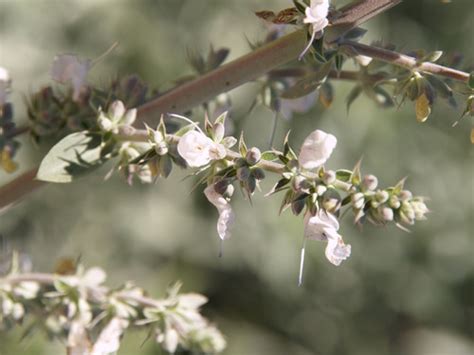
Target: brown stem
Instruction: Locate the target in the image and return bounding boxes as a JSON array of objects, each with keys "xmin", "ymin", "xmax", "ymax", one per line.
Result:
[
  {"xmin": 5, "ymin": 125, "xmax": 30, "ymax": 140},
  {"xmin": 341, "ymin": 40, "xmax": 470, "ymax": 83},
  {"xmin": 0, "ymin": 0, "xmax": 400, "ymax": 211},
  {"xmin": 0, "ymin": 168, "xmax": 44, "ymax": 214}
]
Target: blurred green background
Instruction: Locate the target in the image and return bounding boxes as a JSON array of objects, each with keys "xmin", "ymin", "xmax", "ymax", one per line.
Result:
[{"xmin": 0, "ymin": 0, "xmax": 473, "ymax": 354}]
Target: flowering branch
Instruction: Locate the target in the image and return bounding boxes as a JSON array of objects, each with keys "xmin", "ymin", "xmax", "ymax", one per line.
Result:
[{"xmin": 0, "ymin": 259, "xmax": 226, "ymax": 354}]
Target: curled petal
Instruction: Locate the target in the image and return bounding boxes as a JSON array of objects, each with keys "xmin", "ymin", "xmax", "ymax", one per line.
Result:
[
  {"xmin": 324, "ymin": 229, "xmax": 351, "ymax": 266},
  {"xmin": 303, "ymin": 209, "xmax": 351, "ymax": 266},
  {"xmin": 204, "ymin": 185, "xmax": 235, "ymax": 240},
  {"xmin": 298, "ymin": 129, "xmax": 337, "ymax": 170}
]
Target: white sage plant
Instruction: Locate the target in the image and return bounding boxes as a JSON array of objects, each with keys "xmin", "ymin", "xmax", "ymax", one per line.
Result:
[{"xmin": 2, "ymin": 0, "xmax": 471, "ymax": 351}]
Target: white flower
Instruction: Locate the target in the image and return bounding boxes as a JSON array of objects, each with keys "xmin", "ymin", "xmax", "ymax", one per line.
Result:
[
  {"xmin": 298, "ymin": 209, "xmax": 350, "ymax": 285},
  {"xmin": 299, "ymin": 0, "xmax": 330, "ymax": 60},
  {"xmin": 304, "ymin": 210, "xmax": 351, "ymax": 266},
  {"xmin": 204, "ymin": 184, "xmax": 235, "ymax": 241},
  {"xmin": 0, "ymin": 66, "xmax": 11, "ymax": 106},
  {"xmin": 298, "ymin": 129, "xmax": 337, "ymax": 170},
  {"xmin": 51, "ymin": 54, "xmax": 91, "ymax": 101},
  {"xmin": 98, "ymin": 100, "xmax": 137, "ymax": 134},
  {"xmin": 304, "ymin": 0, "xmax": 330, "ymax": 32},
  {"xmin": 177, "ymin": 130, "xmax": 226, "ymax": 168},
  {"xmin": 67, "ymin": 320, "xmax": 92, "ymax": 355},
  {"xmin": 91, "ymin": 317, "xmax": 129, "ymax": 355}
]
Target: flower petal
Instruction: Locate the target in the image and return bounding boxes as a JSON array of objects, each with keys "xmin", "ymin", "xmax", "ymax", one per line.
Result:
[
  {"xmin": 204, "ymin": 184, "xmax": 235, "ymax": 240},
  {"xmin": 177, "ymin": 131, "xmax": 215, "ymax": 167},
  {"xmin": 299, "ymin": 129, "xmax": 337, "ymax": 170}
]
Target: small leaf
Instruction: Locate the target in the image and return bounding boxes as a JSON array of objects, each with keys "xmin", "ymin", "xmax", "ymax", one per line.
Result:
[
  {"xmin": 266, "ymin": 178, "xmax": 290, "ymax": 196},
  {"xmin": 346, "ymin": 85, "xmax": 362, "ymax": 112},
  {"xmin": 239, "ymin": 131, "xmax": 247, "ymax": 156},
  {"xmin": 37, "ymin": 131, "xmax": 107, "ymax": 183},
  {"xmin": 319, "ymin": 82, "xmax": 334, "ymax": 108},
  {"xmin": 418, "ymin": 51, "xmax": 443, "ymax": 63},
  {"xmin": 293, "ymin": 0, "xmax": 306, "ymax": 14},
  {"xmin": 311, "ymin": 37, "xmax": 326, "ymax": 63},
  {"xmin": 336, "ymin": 169, "xmax": 352, "ymax": 182},
  {"xmin": 261, "ymin": 151, "xmax": 279, "ymax": 161},
  {"xmin": 351, "ymin": 159, "xmax": 362, "ymax": 186},
  {"xmin": 415, "ymin": 94, "xmax": 431, "ymax": 122}
]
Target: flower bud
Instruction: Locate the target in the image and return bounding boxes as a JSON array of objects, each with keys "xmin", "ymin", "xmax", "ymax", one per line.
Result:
[
  {"xmin": 375, "ymin": 190, "xmax": 389, "ymax": 203},
  {"xmin": 108, "ymin": 100, "xmax": 125, "ymax": 121},
  {"xmin": 382, "ymin": 207, "xmax": 394, "ymax": 221},
  {"xmin": 362, "ymin": 174, "xmax": 378, "ymax": 191},
  {"xmin": 401, "ymin": 201, "xmax": 415, "ymax": 220},
  {"xmin": 389, "ymin": 195, "xmax": 400, "ymax": 209},
  {"xmin": 245, "ymin": 147, "xmax": 261, "ymax": 166},
  {"xmin": 322, "ymin": 170, "xmax": 336, "ymax": 185},
  {"xmin": 351, "ymin": 192, "xmax": 365, "ymax": 210},
  {"xmin": 225, "ymin": 184, "xmax": 235, "ymax": 198},
  {"xmin": 155, "ymin": 141, "xmax": 168, "ymax": 156},
  {"xmin": 315, "ymin": 184, "xmax": 327, "ymax": 196},
  {"xmin": 214, "ymin": 180, "xmax": 229, "ymax": 195},
  {"xmin": 411, "ymin": 200, "xmax": 429, "ymax": 220},
  {"xmin": 236, "ymin": 166, "xmax": 250, "ymax": 181},
  {"xmin": 399, "ymin": 190, "xmax": 413, "ymax": 201},
  {"xmin": 98, "ymin": 115, "xmax": 113, "ymax": 132}
]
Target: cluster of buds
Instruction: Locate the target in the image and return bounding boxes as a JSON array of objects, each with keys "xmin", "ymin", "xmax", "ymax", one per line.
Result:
[
  {"xmin": 0, "ymin": 257, "xmax": 226, "ymax": 354},
  {"xmin": 26, "ymin": 53, "xmax": 150, "ymax": 143}
]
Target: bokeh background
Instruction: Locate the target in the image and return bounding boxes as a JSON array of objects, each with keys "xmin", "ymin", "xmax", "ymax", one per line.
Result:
[{"xmin": 0, "ymin": 0, "xmax": 473, "ymax": 354}]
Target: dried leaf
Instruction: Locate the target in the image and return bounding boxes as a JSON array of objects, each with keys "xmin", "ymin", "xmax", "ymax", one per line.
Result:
[{"xmin": 415, "ymin": 94, "xmax": 431, "ymax": 122}]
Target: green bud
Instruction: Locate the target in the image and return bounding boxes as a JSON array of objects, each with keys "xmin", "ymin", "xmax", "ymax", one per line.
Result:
[
  {"xmin": 389, "ymin": 195, "xmax": 401, "ymax": 209},
  {"xmin": 352, "ymin": 192, "xmax": 365, "ymax": 210},
  {"xmin": 375, "ymin": 190, "xmax": 389, "ymax": 203}
]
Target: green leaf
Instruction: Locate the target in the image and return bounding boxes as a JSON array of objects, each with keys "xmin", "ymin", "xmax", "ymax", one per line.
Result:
[
  {"xmin": 311, "ymin": 36, "xmax": 326, "ymax": 63},
  {"xmin": 336, "ymin": 169, "xmax": 352, "ymax": 182},
  {"xmin": 37, "ymin": 131, "xmax": 108, "ymax": 183},
  {"xmin": 261, "ymin": 151, "xmax": 279, "ymax": 161},
  {"xmin": 346, "ymin": 85, "xmax": 362, "ymax": 112},
  {"xmin": 292, "ymin": 0, "xmax": 306, "ymax": 14},
  {"xmin": 418, "ymin": 51, "xmax": 443, "ymax": 63}
]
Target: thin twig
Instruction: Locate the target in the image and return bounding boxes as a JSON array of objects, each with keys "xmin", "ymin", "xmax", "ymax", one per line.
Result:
[{"xmin": 340, "ymin": 40, "xmax": 470, "ymax": 83}]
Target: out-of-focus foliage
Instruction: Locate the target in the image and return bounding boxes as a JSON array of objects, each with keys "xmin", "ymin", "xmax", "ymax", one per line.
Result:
[{"xmin": 0, "ymin": 1, "xmax": 473, "ymax": 354}]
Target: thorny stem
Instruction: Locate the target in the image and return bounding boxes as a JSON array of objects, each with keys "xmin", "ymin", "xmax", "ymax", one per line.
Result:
[{"xmin": 1, "ymin": 0, "xmax": 467, "ymax": 211}]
